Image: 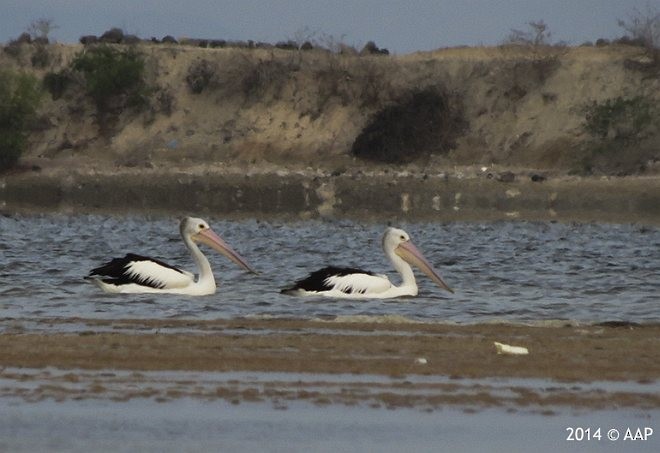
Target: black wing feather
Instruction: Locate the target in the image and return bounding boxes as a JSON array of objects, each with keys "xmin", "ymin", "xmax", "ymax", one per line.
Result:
[
  {"xmin": 281, "ymin": 266, "xmax": 374, "ymax": 294},
  {"xmin": 88, "ymin": 253, "xmax": 184, "ymax": 289}
]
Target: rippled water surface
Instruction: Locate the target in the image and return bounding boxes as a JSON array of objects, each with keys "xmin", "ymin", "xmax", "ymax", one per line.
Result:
[{"xmin": 1, "ymin": 214, "xmax": 658, "ymax": 325}]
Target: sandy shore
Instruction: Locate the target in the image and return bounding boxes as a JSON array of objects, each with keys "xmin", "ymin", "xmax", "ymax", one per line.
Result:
[{"xmin": 2, "ymin": 318, "xmax": 658, "ymax": 410}]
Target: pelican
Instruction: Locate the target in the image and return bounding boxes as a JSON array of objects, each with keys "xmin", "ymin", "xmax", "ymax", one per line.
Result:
[
  {"xmin": 86, "ymin": 217, "xmax": 256, "ymax": 295},
  {"xmin": 281, "ymin": 227, "xmax": 453, "ymax": 299}
]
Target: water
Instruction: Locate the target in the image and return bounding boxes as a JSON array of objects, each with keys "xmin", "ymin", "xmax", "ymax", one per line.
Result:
[
  {"xmin": 1, "ymin": 213, "xmax": 658, "ymax": 326},
  {"xmin": 1, "ymin": 213, "xmax": 659, "ymax": 451},
  {"xmin": 1, "ymin": 398, "xmax": 657, "ymax": 452}
]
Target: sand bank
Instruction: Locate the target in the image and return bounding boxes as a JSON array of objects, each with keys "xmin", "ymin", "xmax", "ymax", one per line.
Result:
[{"xmin": 1, "ymin": 318, "xmax": 658, "ymax": 410}]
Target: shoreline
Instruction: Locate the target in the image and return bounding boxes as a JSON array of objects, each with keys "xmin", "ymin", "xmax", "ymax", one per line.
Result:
[
  {"xmin": 2, "ymin": 317, "xmax": 659, "ymax": 381},
  {"xmin": 1, "ymin": 318, "xmax": 659, "ymax": 410},
  {"xmin": 2, "ymin": 168, "xmax": 659, "ymax": 224}
]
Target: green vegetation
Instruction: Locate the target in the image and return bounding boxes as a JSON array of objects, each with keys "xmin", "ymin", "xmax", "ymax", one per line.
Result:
[
  {"xmin": 583, "ymin": 96, "xmax": 654, "ymax": 141},
  {"xmin": 186, "ymin": 59, "xmax": 215, "ymax": 94},
  {"xmin": 577, "ymin": 96, "xmax": 658, "ymax": 175},
  {"xmin": 43, "ymin": 70, "xmax": 71, "ymax": 99},
  {"xmin": 0, "ymin": 70, "xmax": 42, "ymax": 170},
  {"xmin": 71, "ymin": 45, "xmax": 150, "ymax": 112},
  {"xmin": 30, "ymin": 45, "xmax": 51, "ymax": 68}
]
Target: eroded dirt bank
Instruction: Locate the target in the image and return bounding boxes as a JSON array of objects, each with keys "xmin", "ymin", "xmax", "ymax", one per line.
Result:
[
  {"xmin": 2, "ymin": 42, "xmax": 659, "ymax": 222},
  {"xmin": 2, "ymin": 43, "xmax": 659, "ymax": 175}
]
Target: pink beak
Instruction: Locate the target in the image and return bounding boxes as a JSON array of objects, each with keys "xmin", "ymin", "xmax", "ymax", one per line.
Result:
[
  {"xmin": 395, "ymin": 240, "xmax": 453, "ymax": 293},
  {"xmin": 194, "ymin": 228, "xmax": 257, "ymax": 274}
]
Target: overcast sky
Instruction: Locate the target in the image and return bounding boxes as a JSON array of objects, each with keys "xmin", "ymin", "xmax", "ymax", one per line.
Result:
[{"xmin": 2, "ymin": 0, "xmax": 655, "ymax": 54}]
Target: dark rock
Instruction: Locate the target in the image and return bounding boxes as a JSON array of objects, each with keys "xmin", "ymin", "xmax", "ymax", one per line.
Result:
[
  {"xmin": 530, "ymin": 173, "xmax": 546, "ymax": 182},
  {"xmin": 496, "ymin": 171, "xmax": 515, "ymax": 183}
]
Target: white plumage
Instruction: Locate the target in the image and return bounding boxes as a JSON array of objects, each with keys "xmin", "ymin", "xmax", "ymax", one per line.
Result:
[
  {"xmin": 281, "ymin": 227, "xmax": 453, "ymax": 299},
  {"xmin": 86, "ymin": 217, "xmax": 256, "ymax": 295},
  {"xmin": 322, "ymin": 272, "xmax": 393, "ymax": 297}
]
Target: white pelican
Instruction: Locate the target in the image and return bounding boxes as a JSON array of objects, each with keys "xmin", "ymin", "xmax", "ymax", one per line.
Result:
[
  {"xmin": 86, "ymin": 217, "xmax": 256, "ymax": 295},
  {"xmin": 281, "ymin": 227, "xmax": 453, "ymax": 299}
]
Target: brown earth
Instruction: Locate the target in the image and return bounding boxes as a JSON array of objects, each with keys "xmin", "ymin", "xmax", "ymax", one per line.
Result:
[
  {"xmin": 1, "ymin": 42, "xmax": 659, "ymax": 174},
  {"xmin": 1, "ymin": 318, "xmax": 659, "ymax": 410},
  {"xmin": 2, "ymin": 42, "xmax": 659, "ymax": 221}
]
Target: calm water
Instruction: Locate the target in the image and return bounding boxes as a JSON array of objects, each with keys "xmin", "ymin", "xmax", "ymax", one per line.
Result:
[
  {"xmin": 1, "ymin": 214, "xmax": 658, "ymax": 325},
  {"xmin": 2, "ymin": 397, "xmax": 657, "ymax": 453}
]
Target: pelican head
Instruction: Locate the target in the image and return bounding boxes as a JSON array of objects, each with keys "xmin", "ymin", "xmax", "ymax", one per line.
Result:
[
  {"xmin": 181, "ymin": 217, "xmax": 257, "ymax": 274},
  {"xmin": 383, "ymin": 227, "xmax": 453, "ymax": 293}
]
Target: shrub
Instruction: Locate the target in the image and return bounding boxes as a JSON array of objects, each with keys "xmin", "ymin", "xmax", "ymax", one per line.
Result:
[
  {"xmin": 30, "ymin": 44, "xmax": 50, "ymax": 68},
  {"xmin": 308, "ymin": 54, "xmax": 393, "ymax": 117},
  {"xmin": 240, "ymin": 58, "xmax": 295, "ymax": 101},
  {"xmin": 617, "ymin": 5, "xmax": 660, "ymax": 70},
  {"xmin": 618, "ymin": 5, "xmax": 660, "ymax": 49},
  {"xmin": 43, "ymin": 70, "xmax": 72, "ymax": 99},
  {"xmin": 351, "ymin": 87, "xmax": 465, "ymax": 164},
  {"xmin": 0, "ymin": 70, "xmax": 42, "ymax": 170},
  {"xmin": 583, "ymin": 96, "xmax": 654, "ymax": 141},
  {"xmin": 186, "ymin": 59, "xmax": 216, "ymax": 94},
  {"xmin": 71, "ymin": 45, "xmax": 149, "ymax": 112},
  {"xmin": 99, "ymin": 27, "xmax": 124, "ymax": 44},
  {"xmin": 577, "ymin": 96, "xmax": 657, "ymax": 175},
  {"xmin": 205, "ymin": 53, "xmax": 299, "ymax": 104},
  {"xmin": 505, "ymin": 20, "xmax": 553, "ymax": 46},
  {"xmin": 27, "ymin": 18, "xmax": 58, "ymax": 42}
]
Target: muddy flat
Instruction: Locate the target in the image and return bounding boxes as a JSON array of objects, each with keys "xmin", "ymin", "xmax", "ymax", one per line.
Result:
[{"xmin": 2, "ymin": 318, "xmax": 658, "ymax": 410}]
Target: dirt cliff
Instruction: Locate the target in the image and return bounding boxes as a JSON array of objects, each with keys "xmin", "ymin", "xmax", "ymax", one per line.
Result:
[
  {"xmin": 1, "ymin": 41, "xmax": 658, "ymax": 175},
  {"xmin": 1, "ymin": 42, "xmax": 659, "ymax": 222}
]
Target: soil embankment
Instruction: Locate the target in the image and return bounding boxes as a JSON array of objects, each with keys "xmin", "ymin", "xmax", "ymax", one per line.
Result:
[{"xmin": 0, "ymin": 42, "xmax": 659, "ymax": 220}]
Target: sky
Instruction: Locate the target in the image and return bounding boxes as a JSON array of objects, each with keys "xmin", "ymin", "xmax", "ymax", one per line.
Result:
[{"xmin": 2, "ymin": 0, "xmax": 656, "ymax": 54}]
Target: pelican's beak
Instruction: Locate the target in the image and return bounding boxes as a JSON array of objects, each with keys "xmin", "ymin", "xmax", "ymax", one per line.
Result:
[
  {"xmin": 194, "ymin": 228, "xmax": 258, "ymax": 274},
  {"xmin": 395, "ymin": 241, "xmax": 453, "ymax": 293}
]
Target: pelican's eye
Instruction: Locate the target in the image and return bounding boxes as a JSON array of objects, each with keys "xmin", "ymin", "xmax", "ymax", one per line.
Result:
[
  {"xmin": 199, "ymin": 224, "xmax": 205, "ymax": 229},
  {"xmin": 400, "ymin": 235, "xmax": 406, "ymax": 240}
]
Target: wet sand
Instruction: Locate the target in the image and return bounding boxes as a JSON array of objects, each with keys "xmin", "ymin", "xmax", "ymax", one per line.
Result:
[{"xmin": 1, "ymin": 318, "xmax": 659, "ymax": 410}]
